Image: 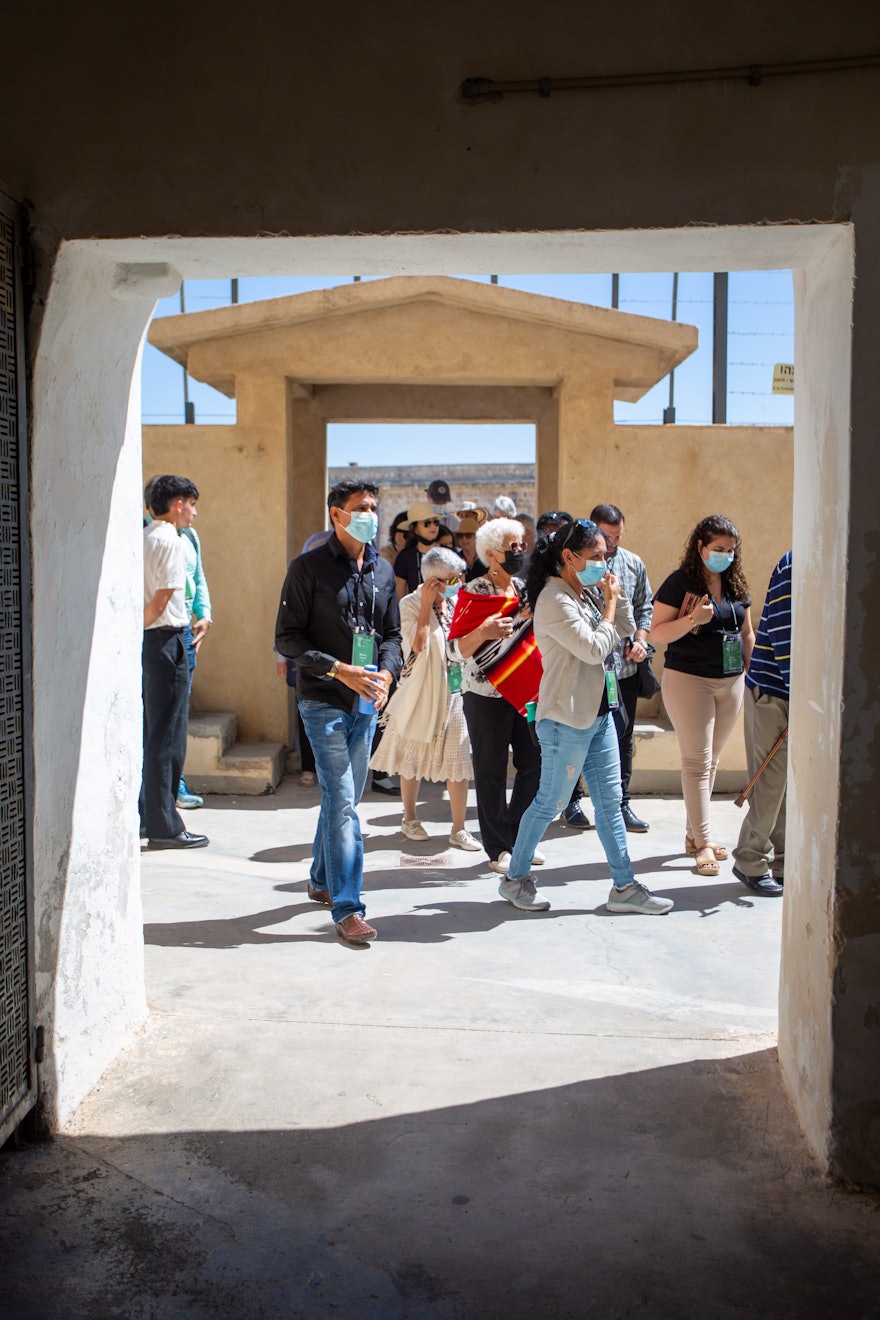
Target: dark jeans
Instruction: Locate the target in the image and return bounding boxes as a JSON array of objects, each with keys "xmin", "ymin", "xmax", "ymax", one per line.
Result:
[
  {"xmin": 297, "ymin": 705, "xmax": 317, "ymax": 773},
  {"xmin": 615, "ymin": 672, "xmax": 640, "ymax": 804},
  {"xmin": 183, "ymin": 622, "xmax": 197, "ymax": 692},
  {"xmin": 462, "ymin": 691, "xmax": 542, "ymax": 862},
  {"xmin": 141, "ymin": 628, "xmax": 189, "ymax": 839},
  {"xmin": 286, "ymin": 662, "xmax": 317, "ymax": 774}
]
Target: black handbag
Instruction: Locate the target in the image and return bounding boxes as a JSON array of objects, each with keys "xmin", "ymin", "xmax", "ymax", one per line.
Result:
[{"xmin": 635, "ymin": 644, "xmax": 661, "ymax": 699}]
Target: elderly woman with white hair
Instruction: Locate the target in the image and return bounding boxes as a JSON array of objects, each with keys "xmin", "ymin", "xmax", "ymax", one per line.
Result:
[
  {"xmin": 370, "ymin": 546, "xmax": 479, "ymax": 850},
  {"xmin": 447, "ymin": 518, "xmax": 543, "ymax": 872}
]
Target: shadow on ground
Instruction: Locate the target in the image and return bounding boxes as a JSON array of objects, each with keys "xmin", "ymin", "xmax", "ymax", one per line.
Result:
[{"xmin": 2, "ymin": 1050, "xmax": 878, "ymax": 1320}]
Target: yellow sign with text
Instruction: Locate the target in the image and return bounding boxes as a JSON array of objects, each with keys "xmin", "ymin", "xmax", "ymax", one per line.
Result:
[{"xmin": 772, "ymin": 363, "xmax": 794, "ymax": 395}]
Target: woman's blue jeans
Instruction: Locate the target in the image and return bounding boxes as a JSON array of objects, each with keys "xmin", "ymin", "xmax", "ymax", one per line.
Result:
[
  {"xmin": 508, "ymin": 714, "xmax": 636, "ymax": 889},
  {"xmin": 298, "ymin": 699, "xmax": 377, "ymax": 923}
]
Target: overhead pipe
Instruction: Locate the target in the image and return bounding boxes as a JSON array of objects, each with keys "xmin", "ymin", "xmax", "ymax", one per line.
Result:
[{"xmin": 460, "ymin": 54, "xmax": 880, "ymax": 102}]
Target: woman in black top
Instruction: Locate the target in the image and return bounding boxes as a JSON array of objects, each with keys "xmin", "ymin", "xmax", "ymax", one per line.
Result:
[
  {"xmin": 652, "ymin": 515, "xmax": 755, "ymax": 877},
  {"xmin": 393, "ymin": 503, "xmax": 442, "ymax": 598}
]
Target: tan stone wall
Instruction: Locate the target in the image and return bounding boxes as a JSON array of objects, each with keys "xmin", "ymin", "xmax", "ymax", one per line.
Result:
[
  {"xmin": 143, "ymin": 423, "xmax": 291, "ymax": 744},
  {"xmin": 327, "ymin": 464, "xmax": 537, "ymax": 547},
  {"xmin": 143, "ymin": 422, "xmax": 792, "ymax": 773}
]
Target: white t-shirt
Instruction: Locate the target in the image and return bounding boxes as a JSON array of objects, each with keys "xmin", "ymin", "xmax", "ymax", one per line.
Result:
[{"xmin": 144, "ymin": 521, "xmax": 188, "ymax": 629}]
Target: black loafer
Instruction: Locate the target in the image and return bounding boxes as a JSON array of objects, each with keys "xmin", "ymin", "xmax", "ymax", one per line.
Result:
[
  {"xmin": 733, "ymin": 865, "xmax": 783, "ymax": 896},
  {"xmin": 371, "ymin": 775, "xmax": 401, "ymax": 796},
  {"xmin": 621, "ymin": 803, "xmax": 650, "ymax": 832},
  {"xmin": 561, "ymin": 800, "xmax": 593, "ymax": 829},
  {"xmin": 147, "ymin": 831, "xmax": 209, "ymax": 850}
]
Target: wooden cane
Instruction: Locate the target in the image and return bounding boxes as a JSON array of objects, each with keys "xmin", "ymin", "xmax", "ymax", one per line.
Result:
[{"xmin": 735, "ymin": 727, "xmax": 788, "ymax": 807}]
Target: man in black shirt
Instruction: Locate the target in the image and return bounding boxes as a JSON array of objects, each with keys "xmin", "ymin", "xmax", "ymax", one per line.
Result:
[{"xmin": 276, "ymin": 480, "xmax": 402, "ymax": 945}]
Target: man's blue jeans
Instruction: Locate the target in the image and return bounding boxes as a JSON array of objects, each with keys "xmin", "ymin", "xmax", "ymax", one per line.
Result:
[
  {"xmin": 508, "ymin": 714, "xmax": 636, "ymax": 889},
  {"xmin": 298, "ymin": 699, "xmax": 377, "ymax": 923}
]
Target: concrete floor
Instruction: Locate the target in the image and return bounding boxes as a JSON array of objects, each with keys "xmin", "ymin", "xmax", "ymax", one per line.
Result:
[{"xmin": 2, "ymin": 780, "xmax": 878, "ymax": 1319}]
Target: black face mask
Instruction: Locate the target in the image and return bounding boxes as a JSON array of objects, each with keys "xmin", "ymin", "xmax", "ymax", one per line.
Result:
[{"xmin": 500, "ymin": 549, "xmax": 525, "ymax": 576}]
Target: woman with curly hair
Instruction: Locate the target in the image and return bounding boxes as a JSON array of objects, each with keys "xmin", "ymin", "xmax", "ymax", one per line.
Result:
[{"xmin": 651, "ymin": 514, "xmax": 755, "ymax": 877}]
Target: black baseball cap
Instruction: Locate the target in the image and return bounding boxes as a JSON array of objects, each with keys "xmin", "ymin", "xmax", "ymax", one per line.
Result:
[{"xmin": 427, "ymin": 479, "xmax": 452, "ymax": 503}]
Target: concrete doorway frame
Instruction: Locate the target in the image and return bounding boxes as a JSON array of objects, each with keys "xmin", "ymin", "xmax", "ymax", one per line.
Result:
[{"xmin": 29, "ymin": 225, "xmax": 856, "ymax": 1180}]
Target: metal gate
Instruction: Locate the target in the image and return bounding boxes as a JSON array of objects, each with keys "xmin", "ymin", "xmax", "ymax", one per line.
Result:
[{"xmin": 0, "ymin": 194, "xmax": 35, "ymax": 1146}]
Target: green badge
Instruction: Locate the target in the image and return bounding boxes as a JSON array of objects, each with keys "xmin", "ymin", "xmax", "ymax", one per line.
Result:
[
  {"xmin": 604, "ymin": 667, "xmax": 620, "ymax": 709},
  {"xmin": 351, "ymin": 629, "xmax": 376, "ymax": 667},
  {"xmin": 721, "ymin": 632, "xmax": 743, "ymax": 675},
  {"xmin": 447, "ymin": 662, "xmax": 462, "ymax": 693}
]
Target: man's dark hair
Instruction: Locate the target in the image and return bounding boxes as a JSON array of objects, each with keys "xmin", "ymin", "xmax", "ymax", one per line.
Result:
[
  {"xmin": 536, "ymin": 509, "xmax": 573, "ymax": 534},
  {"xmin": 590, "ymin": 503, "xmax": 624, "ymax": 526},
  {"xmin": 327, "ymin": 479, "xmax": 379, "ymax": 512},
  {"xmin": 150, "ymin": 474, "xmax": 199, "ymax": 515}
]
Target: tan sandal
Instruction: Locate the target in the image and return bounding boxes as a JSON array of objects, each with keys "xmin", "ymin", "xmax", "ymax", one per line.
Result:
[
  {"xmin": 694, "ymin": 847, "xmax": 720, "ymax": 877},
  {"xmin": 685, "ymin": 836, "xmax": 728, "ymax": 862}
]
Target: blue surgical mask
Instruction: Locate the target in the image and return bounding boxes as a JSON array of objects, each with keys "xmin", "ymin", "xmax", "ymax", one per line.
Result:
[
  {"xmin": 576, "ymin": 561, "xmax": 608, "ymax": 587},
  {"xmin": 705, "ymin": 549, "xmax": 735, "ymax": 573},
  {"xmin": 444, "ymin": 583, "xmax": 460, "ymax": 600},
  {"xmin": 344, "ymin": 511, "xmax": 379, "ymax": 544}
]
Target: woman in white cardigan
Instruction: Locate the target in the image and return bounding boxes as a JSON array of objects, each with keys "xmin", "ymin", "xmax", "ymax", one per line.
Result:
[
  {"xmin": 370, "ymin": 546, "xmax": 479, "ymax": 850},
  {"xmin": 498, "ymin": 519, "xmax": 674, "ymax": 916}
]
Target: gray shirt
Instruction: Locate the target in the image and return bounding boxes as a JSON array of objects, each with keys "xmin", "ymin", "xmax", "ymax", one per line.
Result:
[
  {"xmin": 533, "ymin": 578, "xmax": 636, "ymax": 729},
  {"xmin": 603, "ymin": 544, "xmax": 653, "ymax": 679}
]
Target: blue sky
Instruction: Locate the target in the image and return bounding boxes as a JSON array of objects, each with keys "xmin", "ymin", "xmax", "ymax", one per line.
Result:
[{"xmin": 141, "ymin": 271, "xmax": 794, "ymax": 465}]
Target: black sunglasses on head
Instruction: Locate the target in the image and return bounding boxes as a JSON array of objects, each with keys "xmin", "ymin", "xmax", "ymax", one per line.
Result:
[{"xmin": 559, "ymin": 517, "xmax": 598, "ymax": 550}]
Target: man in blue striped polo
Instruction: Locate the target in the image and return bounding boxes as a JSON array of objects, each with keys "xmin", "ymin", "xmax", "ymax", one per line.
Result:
[{"xmin": 732, "ymin": 551, "xmax": 792, "ymax": 896}]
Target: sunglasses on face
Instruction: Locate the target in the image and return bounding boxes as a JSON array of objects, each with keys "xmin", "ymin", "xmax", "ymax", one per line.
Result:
[{"xmin": 419, "ymin": 518, "xmax": 441, "ymax": 527}]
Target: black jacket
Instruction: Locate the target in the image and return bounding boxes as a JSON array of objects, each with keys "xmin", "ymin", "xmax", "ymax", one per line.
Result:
[{"xmin": 275, "ymin": 534, "xmax": 402, "ymax": 712}]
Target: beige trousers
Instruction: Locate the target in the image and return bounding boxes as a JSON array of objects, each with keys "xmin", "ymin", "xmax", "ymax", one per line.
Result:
[
  {"xmin": 661, "ymin": 667, "xmax": 745, "ymax": 847},
  {"xmin": 733, "ymin": 685, "xmax": 788, "ymax": 877}
]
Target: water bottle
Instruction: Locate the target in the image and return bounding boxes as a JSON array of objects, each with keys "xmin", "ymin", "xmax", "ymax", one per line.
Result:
[{"xmin": 358, "ymin": 664, "xmax": 379, "ymax": 715}]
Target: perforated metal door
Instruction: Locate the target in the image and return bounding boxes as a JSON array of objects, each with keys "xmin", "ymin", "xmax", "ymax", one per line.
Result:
[{"xmin": 0, "ymin": 195, "xmax": 35, "ymax": 1146}]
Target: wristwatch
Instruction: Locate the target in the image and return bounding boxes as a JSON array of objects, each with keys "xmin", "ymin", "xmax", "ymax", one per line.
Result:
[{"xmin": 327, "ymin": 659, "xmax": 341, "ymax": 679}]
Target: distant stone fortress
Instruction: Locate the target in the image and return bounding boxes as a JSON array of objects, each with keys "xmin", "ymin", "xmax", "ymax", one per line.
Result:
[{"xmin": 328, "ymin": 463, "xmax": 536, "ymax": 547}]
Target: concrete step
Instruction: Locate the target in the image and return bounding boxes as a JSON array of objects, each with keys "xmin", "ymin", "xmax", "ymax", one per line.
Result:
[
  {"xmin": 631, "ymin": 717, "xmax": 745, "ymax": 794},
  {"xmin": 185, "ymin": 711, "xmax": 285, "ymax": 796}
]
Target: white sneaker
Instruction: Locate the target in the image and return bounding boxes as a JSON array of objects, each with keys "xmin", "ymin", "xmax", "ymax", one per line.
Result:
[
  {"xmin": 401, "ymin": 818, "xmax": 429, "ymax": 841},
  {"xmin": 498, "ymin": 875, "xmax": 551, "ymax": 911},
  {"xmin": 532, "ymin": 849, "xmax": 546, "ymax": 866},
  {"xmin": 449, "ymin": 828, "xmax": 481, "ymax": 851},
  {"xmin": 488, "ymin": 851, "xmax": 512, "ymax": 874},
  {"xmin": 606, "ymin": 881, "xmax": 674, "ymax": 915}
]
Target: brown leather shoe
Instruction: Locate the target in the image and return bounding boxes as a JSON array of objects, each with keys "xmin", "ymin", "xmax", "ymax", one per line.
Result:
[
  {"xmin": 307, "ymin": 885, "xmax": 331, "ymax": 905},
  {"xmin": 336, "ymin": 913, "xmax": 377, "ymax": 944}
]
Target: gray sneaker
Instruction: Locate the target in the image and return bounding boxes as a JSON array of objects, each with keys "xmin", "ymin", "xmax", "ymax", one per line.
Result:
[
  {"xmin": 606, "ymin": 881, "xmax": 673, "ymax": 915},
  {"xmin": 498, "ymin": 875, "xmax": 551, "ymax": 911}
]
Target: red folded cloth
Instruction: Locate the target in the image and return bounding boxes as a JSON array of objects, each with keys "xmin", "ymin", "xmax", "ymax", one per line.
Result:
[
  {"xmin": 448, "ymin": 589, "xmax": 519, "ymax": 640},
  {"xmin": 448, "ymin": 589, "xmax": 543, "ymax": 715}
]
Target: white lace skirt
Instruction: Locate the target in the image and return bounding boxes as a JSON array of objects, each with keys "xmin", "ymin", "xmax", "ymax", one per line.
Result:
[{"xmin": 370, "ymin": 691, "xmax": 472, "ymax": 783}]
